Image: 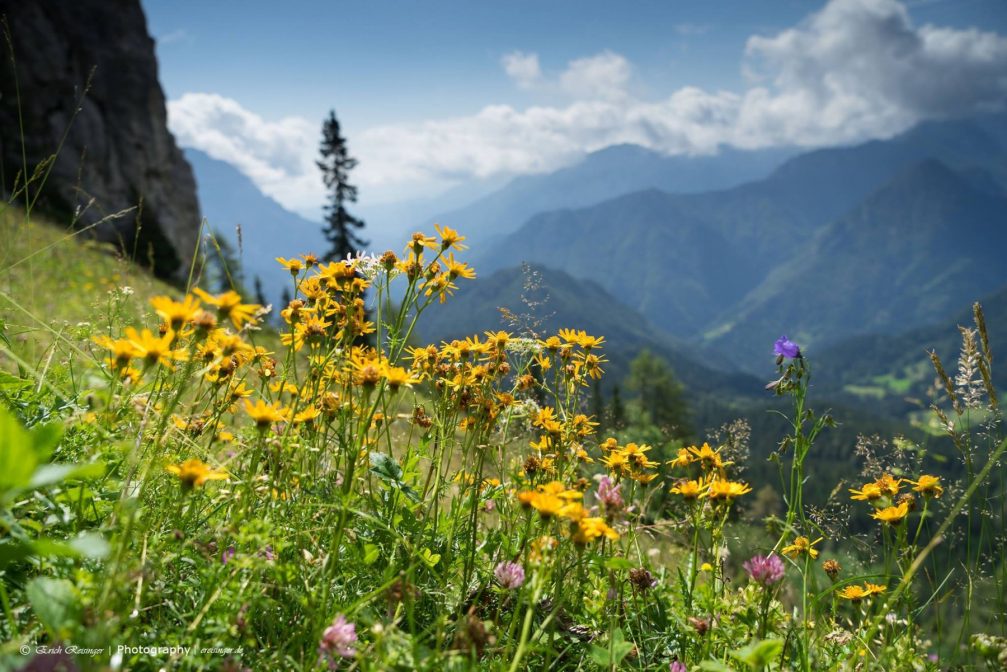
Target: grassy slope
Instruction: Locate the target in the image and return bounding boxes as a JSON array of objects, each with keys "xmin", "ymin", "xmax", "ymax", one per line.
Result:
[{"xmin": 0, "ymin": 206, "xmax": 176, "ymax": 366}]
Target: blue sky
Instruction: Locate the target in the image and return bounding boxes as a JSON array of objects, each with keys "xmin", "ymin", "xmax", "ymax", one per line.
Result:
[{"xmin": 142, "ymin": 0, "xmax": 1007, "ymax": 215}]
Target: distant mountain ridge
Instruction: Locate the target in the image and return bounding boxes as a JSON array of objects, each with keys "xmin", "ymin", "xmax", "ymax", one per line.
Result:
[
  {"xmin": 425, "ymin": 143, "xmax": 797, "ymax": 248},
  {"xmin": 418, "ymin": 264, "xmax": 761, "ymax": 396},
  {"xmin": 705, "ymin": 158, "xmax": 1007, "ymax": 366},
  {"xmin": 472, "ymin": 114, "xmax": 1007, "ymax": 369}
]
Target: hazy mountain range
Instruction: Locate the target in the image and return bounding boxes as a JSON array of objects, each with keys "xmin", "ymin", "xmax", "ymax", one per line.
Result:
[{"xmin": 185, "ymin": 111, "xmax": 1007, "ymax": 426}]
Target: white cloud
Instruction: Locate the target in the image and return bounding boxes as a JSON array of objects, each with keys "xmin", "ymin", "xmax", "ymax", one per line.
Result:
[
  {"xmin": 738, "ymin": 0, "xmax": 1007, "ymax": 145},
  {"xmin": 501, "ymin": 51, "xmax": 542, "ymax": 89},
  {"xmin": 169, "ymin": 0, "xmax": 1007, "ymax": 213},
  {"xmin": 558, "ymin": 51, "xmax": 632, "ymax": 100},
  {"xmin": 167, "ymin": 93, "xmax": 324, "ymax": 216},
  {"xmin": 502, "ymin": 49, "xmax": 631, "ymax": 99}
]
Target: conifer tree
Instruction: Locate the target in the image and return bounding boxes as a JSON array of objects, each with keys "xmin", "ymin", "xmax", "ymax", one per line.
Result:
[{"xmin": 317, "ymin": 110, "xmax": 367, "ymax": 262}]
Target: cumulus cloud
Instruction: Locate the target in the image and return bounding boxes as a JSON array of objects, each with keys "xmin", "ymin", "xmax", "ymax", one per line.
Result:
[
  {"xmin": 167, "ymin": 93, "xmax": 324, "ymax": 216},
  {"xmin": 738, "ymin": 0, "xmax": 1007, "ymax": 145},
  {"xmin": 501, "ymin": 51, "xmax": 542, "ymax": 89},
  {"xmin": 558, "ymin": 51, "xmax": 632, "ymax": 100},
  {"xmin": 502, "ymin": 49, "xmax": 631, "ymax": 99},
  {"xmin": 169, "ymin": 0, "xmax": 1007, "ymax": 213}
]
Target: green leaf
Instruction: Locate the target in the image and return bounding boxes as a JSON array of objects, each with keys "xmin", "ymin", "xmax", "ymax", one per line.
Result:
[
  {"xmin": 369, "ymin": 452, "xmax": 420, "ymax": 502},
  {"xmin": 67, "ymin": 532, "xmax": 110, "ymax": 559},
  {"xmin": 362, "ymin": 543, "xmax": 381, "ymax": 565},
  {"xmin": 0, "ymin": 540, "xmax": 33, "ymax": 568},
  {"xmin": 369, "ymin": 452, "xmax": 404, "ymax": 482},
  {"xmin": 603, "ymin": 557, "xmax": 635, "ymax": 571},
  {"xmin": 589, "ymin": 628, "xmax": 634, "ymax": 668},
  {"xmin": 29, "ymin": 461, "xmax": 106, "ymax": 490},
  {"xmin": 0, "ymin": 405, "xmax": 36, "ymax": 494},
  {"xmin": 419, "ymin": 548, "xmax": 440, "ymax": 568},
  {"xmin": 26, "ymin": 577, "xmax": 81, "ymax": 639},
  {"xmin": 29, "ymin": 421, "xmax": 63, "ymax": 461},
  {"xmin": 698, "ymin": 662, "xmax": 735, "ymax": 672},
  {"xmin": 730, "ymin": 638, "xmax": 784, "ymax": 668}
]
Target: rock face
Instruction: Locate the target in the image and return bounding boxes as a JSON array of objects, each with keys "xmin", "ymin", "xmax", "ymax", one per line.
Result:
[{"xmin": 0, "ymin": 0, "xmax": 200, "ymax": 279}]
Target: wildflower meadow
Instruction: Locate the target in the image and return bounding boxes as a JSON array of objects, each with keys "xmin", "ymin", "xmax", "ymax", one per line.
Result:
[{"xmin": 1, "ymin": 221, "xmax": 1005, "ymax": 671}]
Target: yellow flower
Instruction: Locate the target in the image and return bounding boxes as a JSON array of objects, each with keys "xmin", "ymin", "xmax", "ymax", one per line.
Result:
[
  {"xmin": 621, "ymin": 442, "xmax": 657, "ymax": 467},
  {"xmin": 570, "ymin": 414, "xmax": 599, "ymax": 438},
  {"xmin": 422, "ymin": 273, "xmax": 458, "ymax": 303},
  {"xmin": 444, "ymin": 253, "xmax": 476, "ymax": 280},
  {"xmin": 529, "ymin": 493, "xmax": 565, "ymax": 518},
  {"xmin": 863, "ymin": 582, "xmax": 887, "ymax": 596},
  {"xmin": 165, "ymin": 458, "xmax": 228, "ymax": 489},
  {"xmin": 601, "ymin": 451, "xmax": 630, "ymax": 474},
  {"xmin": 849, "ymin": 482, "xmax": 883, "ymax": 501},
  {"xmin": 125, "ymin": 327, "xmax": 187, "ymax": 368},
  {"xmin": 381, "ymin": 363, "xmax": 420, "ymax": 391},
  {"xmin": 559, "ymin": 502, "xmax": 588, "ymax": 522},
  {"xmin": 532, "ymin": 407, "xmax": 562, "ymax": 433},
  {"xmin": 275, "ymin": 256, "xmax": 304, "ymax": 275},
  {"xmin": 193, "ymin": 288, "xmax": 261, "ymax": 330},
  {"xmin": 539, "ymin": 481, "xmax": 583, "ymax": 501},
  {"xmin": 704, "ymin": 478, "xmax": 752, "ymax": 501},
  {"xmin": 293, "ymin": 407, "xmax": 321, "ymax": 424},
  {"xmin": 837, "ymin": 585, "xmax": 867, "ymax": 601},
  {"xmin": 781, "ymin": 536, "xmax": 822, "ymax": 560},
  {"xmin": 434, "ymin": 224, "xmax": 467, "ymax": 251},
  {"xmin": 529, "ymin": 434, "xmax": 556, "ymax": 452},
  {"xmin": 670, "ymin": 478, "xmax": 707, "ymax": 501},
  {"xmin": 557, "ymin": 328, "xmax": 604, "ymax": 350},
  {"xmin": 226, "ymin": 382, "xmax": 255, "ymax": 403},
  {"xmin": 688, "ymin": 443, "xmax": 732, "ymax": 470},
  {"xmin": 871, "ymin": 501, "xmax": 909, "ymax": 525},
  {"xmin": 572, "ymin": 517, "xmax": 619, "ymax": 545},
  {"xmin": 407, "ymin": 231, "xmax": 438, "ymax": 254},
  {"xmin": 243, "ymin": 399, "xmax": 289, "ymax": 428},
  {"xmin": 875, "ymin": 473, "xmax": 901, "ymax": 498},
  {"xmin": 93, "ymin": 334, "xmax": 140, "ymax": 369},
  {"xmin": 599, "ymin": 437, "xmax": 619, "ymax": 453},
  {"xmin": 150, "ymin": 295, "xmax": 202, "ymax": 331},
  {"xmin": 910, "ymin": 475, "xmax": 943, "ymax": 498},
  {"xmin": 667, "ymin": 447, "xmax": 693, "ymax": 468}
]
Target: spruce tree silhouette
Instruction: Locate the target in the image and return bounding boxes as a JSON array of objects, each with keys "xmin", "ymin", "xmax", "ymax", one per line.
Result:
[{"xmin": 317, "ymin": 110, "xmax": 367, "ymax": 262}]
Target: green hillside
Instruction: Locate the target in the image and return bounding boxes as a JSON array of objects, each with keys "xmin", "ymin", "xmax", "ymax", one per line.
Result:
[
  {"xmin": 707, "ymin": 160, "xmax": 1007, "ymax": 369},
  {"xmin": 815, "ymin": 285, "xmax": 1007, "ymax": 418},
  {"xmin": 418, "ymin": 263, "xmax": 757, "ymax": 395},
  {"xmin": 0, "ymin": 207, "xmax": 177, "ymax": 360},
  {"xmin": 476, "ymin": 190, "xmax": 761, "ymax": 336}
]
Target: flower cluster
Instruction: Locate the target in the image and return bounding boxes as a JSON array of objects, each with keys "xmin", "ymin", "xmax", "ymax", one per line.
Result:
[
  {"xmin": 850, "ymin": 473, "xmax": 942, "ymax": 526},
  {"xmin": 516, "ymin": 481, "xmax": 619, "ymax": 546},
  {"xmin": 667, "ymin": 443, "xmax": 751, "ymax": 504}
]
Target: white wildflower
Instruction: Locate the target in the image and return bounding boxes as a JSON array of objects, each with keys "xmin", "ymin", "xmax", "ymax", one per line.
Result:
[{"xmin": 504, "ymin": 337, "xmax": 541, "ymax": 355}]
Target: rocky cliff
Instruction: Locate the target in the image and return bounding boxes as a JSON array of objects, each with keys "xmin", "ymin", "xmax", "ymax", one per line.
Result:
[{"xmin": 0, "ymin": 0, "xmax": 200, "ymax": 279}]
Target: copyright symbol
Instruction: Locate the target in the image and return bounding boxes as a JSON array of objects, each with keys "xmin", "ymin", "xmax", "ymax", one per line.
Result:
[{"xmin": 19, "ymin": 645, "xmax": 31, "ymax": 655}]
